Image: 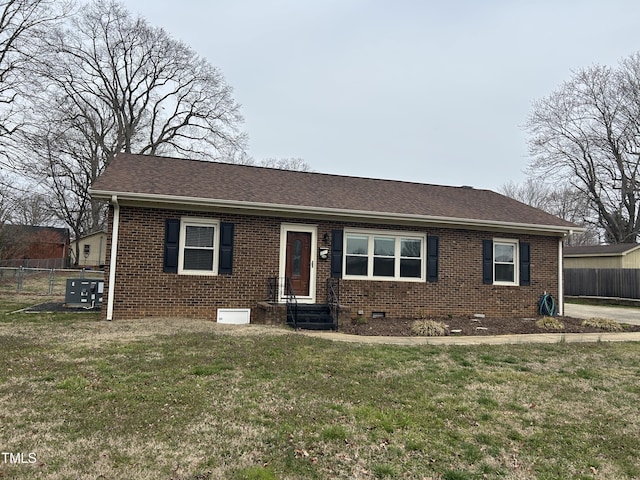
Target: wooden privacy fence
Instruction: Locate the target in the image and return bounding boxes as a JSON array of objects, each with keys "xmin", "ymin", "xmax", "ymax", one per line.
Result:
[{"xmin": 564, "ymin": 268, "xmax": 640, "ymax": 299}]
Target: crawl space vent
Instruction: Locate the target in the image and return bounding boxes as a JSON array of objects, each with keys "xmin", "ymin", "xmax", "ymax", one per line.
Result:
[{"xmin": 217, "ymin": 308, "xmax": 250, "ymax": 324}]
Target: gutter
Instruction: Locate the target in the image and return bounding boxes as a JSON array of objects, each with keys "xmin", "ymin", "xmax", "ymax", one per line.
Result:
[
  {"xmin": 90, "ymin": 189, "xmax": 582, "ymax": 237},
  {"xmin": 106, "ymin": 195, "xmax": 119, "ymax": 321}
]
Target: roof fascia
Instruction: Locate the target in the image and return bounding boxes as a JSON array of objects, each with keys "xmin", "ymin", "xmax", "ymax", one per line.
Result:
[
  {"xmin": 90, "ymin": 189, "xmax": 581, "ymax": 237},
  {"xmin": 621, "ymin": 245, "xmax": 640, "ymax": 256},
  {"xmin": 564, "ymin": 253, "xmax": 623, "ymax": 258},
  {"xmin": 564, "ymin": 245, "xmax": 640, "ymax": 258}
]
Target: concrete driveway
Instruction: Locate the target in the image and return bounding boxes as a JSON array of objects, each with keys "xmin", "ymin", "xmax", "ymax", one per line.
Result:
[{"xmin": 564, "ymin": 303, "xmax": 640, "ymax": 325}]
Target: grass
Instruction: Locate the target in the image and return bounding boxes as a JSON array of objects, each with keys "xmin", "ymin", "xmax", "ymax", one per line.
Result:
[{"xmin": 1, "ymin": 296, "xmax": 640, "ymax": 479}]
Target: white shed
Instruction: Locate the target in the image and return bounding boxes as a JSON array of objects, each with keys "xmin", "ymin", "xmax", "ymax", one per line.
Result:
[{"xmin": 70, "ymin": 231, "xmax": 107, "ymax": 268}]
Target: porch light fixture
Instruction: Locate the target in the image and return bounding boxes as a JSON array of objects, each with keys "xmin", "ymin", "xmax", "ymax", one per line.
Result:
[{"xmin": 322, "ymin": 232, "xmax": 330, "ymax": 244}]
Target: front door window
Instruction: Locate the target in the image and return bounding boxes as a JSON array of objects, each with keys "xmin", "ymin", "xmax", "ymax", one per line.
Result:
[{"xmin": 292, "ymin": 239, "xmax": 302, "ymax": 276}]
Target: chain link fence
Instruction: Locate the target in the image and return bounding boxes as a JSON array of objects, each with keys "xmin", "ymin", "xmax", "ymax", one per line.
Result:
[{"xmin": 0, "ymin": 267, "xmax": 105, "ymax": 296}]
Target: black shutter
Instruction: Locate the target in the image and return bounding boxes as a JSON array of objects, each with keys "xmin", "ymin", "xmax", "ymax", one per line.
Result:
[
  {"xmin": 164, "ymin": 219, "xmax": 180, "ymax": 273},
  {"xmin": 331, "ymin": 229, "xmax": 343, "ymax": 278},
  {"xmin": 482, "ymin": 239, "xmax": 493, "ymax": 284},
  {"xmin": 519, "ymin": 242, "xmax": 530, "ymax": 286},
  {"xmin": 219, "ymin": 222, "xmax": 234, "ymax": 274},
  {"xmin": 427, "ymin": 235, "xmax": 439, "ymax": 282}
]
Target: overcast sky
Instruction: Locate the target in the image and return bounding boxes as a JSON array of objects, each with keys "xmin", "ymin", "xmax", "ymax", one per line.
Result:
[{"xmin": 121, "ymin": 0, "xmax": 638, "ymax": 191}]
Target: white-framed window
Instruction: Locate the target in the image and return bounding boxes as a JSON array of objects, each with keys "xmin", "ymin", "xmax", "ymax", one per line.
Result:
[
  {"xmin": 493, "ymin": 239, "xmax": 518, "ymax": 286},
  {"xmin": 344, "ymin": 230, "xmax": 425, "ymax": 281},
  {"xmin": 178, "ymin": 217, "xmax": 220, "ymax": 275}
]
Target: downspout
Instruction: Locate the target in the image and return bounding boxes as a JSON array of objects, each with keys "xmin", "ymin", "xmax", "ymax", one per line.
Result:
[
  {"xmin": 557, "ymin": 237, "xmax": 564, "ymax": 316},
  {"xmin": 106, "ymin": 195, "xmax": 120, "ymax": 321}
]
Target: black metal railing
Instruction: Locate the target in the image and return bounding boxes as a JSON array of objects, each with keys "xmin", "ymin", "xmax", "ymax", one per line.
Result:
[
  {"xmin": 267, "ymin": 276, "xmax": 339, "ymax": 329},
  {"xmin": 266, "ymin": 276, "xmax": 279, "ymax": 303},
  {"xmin": 266, "ymin": 276, "xmax": 298, "ymax": 326},
  {"xmin": 285, "ymin": 277, "xmax": 298, "ymax": 328},
  {"xmin": 327, "ymin": 278, "xmax": 339, "ymax": 330}
]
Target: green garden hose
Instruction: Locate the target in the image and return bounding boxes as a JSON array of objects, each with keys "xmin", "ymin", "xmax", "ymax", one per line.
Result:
[{"xmin": 539, "ymin": 293, "xmax": 556, "ymax": 316}]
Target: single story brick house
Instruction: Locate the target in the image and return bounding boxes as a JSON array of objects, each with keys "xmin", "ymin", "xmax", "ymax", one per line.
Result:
[{"xmin": 90, "ymin": 153, "xmax": 578, "ymax": 327}]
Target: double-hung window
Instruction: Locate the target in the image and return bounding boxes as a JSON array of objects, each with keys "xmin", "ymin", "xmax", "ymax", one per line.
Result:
[
  {"xmin": 178, "ymin": 218, "xmax": 220, "ymax": 275},
  {"xmin": 345, "ymin": 235, "xmax": 369, "ymax": 276},
  {"xmin": 373, "ymin": 237, "xmax": 395, "ymax": 277},
  {"xmin": 493, "ymin": 239, "xmax": 518, "ymax": 285},
  {"xmin": 400, "ymin": 238, "xmax": 422, "ymax": 277},
  {"xmin": 344, "ymin": 230, "xmax": 425, "ymax": 281}
]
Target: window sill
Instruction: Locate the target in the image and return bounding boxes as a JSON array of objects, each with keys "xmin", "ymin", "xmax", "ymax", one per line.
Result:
[
  {"xmin": 343, "ymin": 275, "xmax": 425, "ymax": 283},
  {"xmin": 178, "ymin": 271, "xmax": 219, "ymax": 276}
]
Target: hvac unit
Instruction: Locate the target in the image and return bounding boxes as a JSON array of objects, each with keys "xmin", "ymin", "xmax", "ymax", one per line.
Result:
[{"xmin": 65, "ymin": 278, "xmax": 104, "ymax": 309}]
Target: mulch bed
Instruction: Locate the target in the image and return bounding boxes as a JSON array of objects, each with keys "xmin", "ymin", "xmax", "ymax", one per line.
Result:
[
  {"xmin": 339, "ymin": 315, "xmax": 640, "ymax": 336},
  {"xmin": 18, "ymin": 303, "xmax": 640, "ymax": 337}
]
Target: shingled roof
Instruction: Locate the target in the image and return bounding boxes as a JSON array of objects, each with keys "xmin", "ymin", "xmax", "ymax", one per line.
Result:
[
  {"xmin": 90, "ymin": 154, "xmax": 577, "ymax": 235},
  {"xmin": 564, "ymin": 244, "xmax": 640, "ymax": 257}
]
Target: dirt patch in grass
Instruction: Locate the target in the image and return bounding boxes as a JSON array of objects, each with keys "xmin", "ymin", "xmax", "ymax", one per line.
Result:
[{"xmin": 339, "ymin": 315, "xmax": 640, "ymax": 336}]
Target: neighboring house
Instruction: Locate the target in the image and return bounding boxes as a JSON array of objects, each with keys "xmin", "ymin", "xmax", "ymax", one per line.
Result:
[
  {"xmin": 564, "ymin": 244, "xmax": 640, "ymax": 299},
  {"xmin": 0, "ymin": 225, "xmax": 70, "ymax": 268},
  {"xmin": 90, "ymin": 154, "xmax": 578, "ymax": 325},
  {"xmin": 564, "ymin": 244, "xmax": 640, "ymax": 269},
  {"xmin": 70, "ymin": 231, "xmax": 107, "ymax": 268}
]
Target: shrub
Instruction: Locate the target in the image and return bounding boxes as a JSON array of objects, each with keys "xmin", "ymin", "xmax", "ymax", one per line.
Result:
[
  {"xmin": 582, "ymin": 317, "xmax": 623, "ymax": 332},
  {"xmin": 536, "ymin": 316, "xmax": 564, "ymax": 330},
  {"xmin": 411, "ymin": 319, "xmax": 448, "ymax": 336}
]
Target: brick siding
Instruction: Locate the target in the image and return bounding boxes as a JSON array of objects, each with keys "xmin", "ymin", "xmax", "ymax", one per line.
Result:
[{"xmin": 103, "ymin": 206, "xmax": 560, "ymax": 321}]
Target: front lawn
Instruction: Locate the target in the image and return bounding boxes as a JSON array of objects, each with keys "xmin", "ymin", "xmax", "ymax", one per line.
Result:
[{"xmin": 1, "ymin": 297, "xmax": 639, "ymax": 479}]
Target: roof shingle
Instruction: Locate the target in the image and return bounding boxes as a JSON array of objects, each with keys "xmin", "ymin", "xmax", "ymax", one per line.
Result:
[
  {"xmin": 91, "ymin": 153, "xmax": 576, "ymax": 231},
  {"xmin": 564, "ymin": 244, "xmax": 640, "ymax": 256}
]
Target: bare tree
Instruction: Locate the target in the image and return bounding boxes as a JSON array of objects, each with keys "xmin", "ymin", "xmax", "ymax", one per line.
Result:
[
  {"xmin": 0, "ymin": 0, "xmax": 68, "ymax": 161},
  {"xmin": 526, "ymin": 53, "xmax": 640, "ymax": 243},
  {"xmin": 7, "ymin": 190, "xmax": 54, "ymax": 225},
  {"xmin": 499, "ymin": 179, "xmax": 598, "ymax": 245},
  {"xmin": 499, "ymin": 178, "xmax": 553, "ymax": 211},
  {"xmin": 258, "ymin": 157, "xmax": 312, "ymax": 172},
  {"xmin": 0, "ymin": 225, "xmax": 29, "ymax": 259},
  {"xmin": 0, "ymin": 173, "xmax": 12, "ymax": 220},
  {"xmin": 17, "ymin": 0, "xmax": 246, "ymax": 256}
]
